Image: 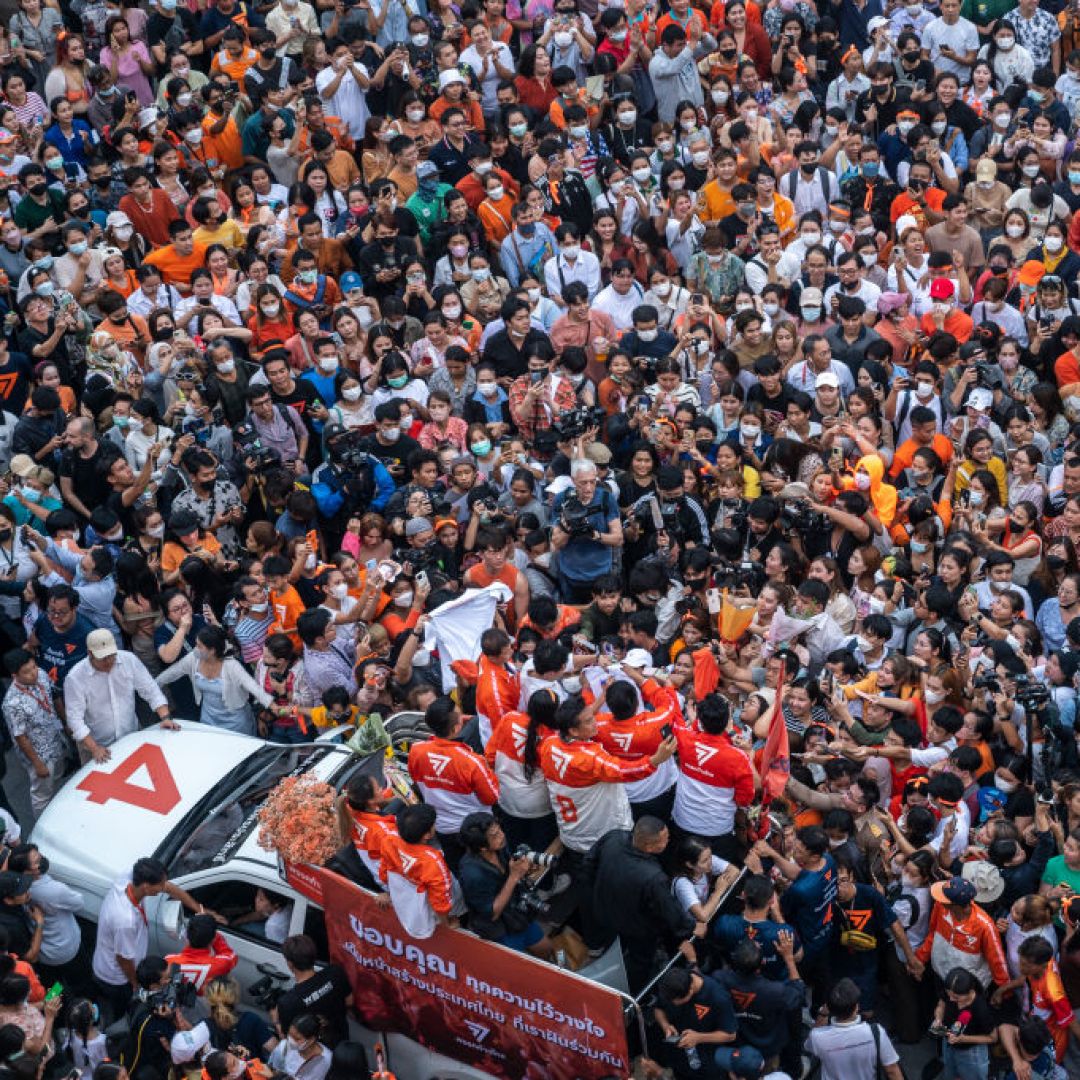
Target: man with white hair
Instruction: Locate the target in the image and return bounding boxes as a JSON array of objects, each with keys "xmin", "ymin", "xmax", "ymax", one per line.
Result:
[{"xmin": 550, "ymin": 458, "xmax": 622, "ymax": 603}]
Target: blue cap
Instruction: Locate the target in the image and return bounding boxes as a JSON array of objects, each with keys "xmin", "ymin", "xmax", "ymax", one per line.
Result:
[{"xmin": 340, "ymin": 271, "xmax": 362, "ymax": 294}]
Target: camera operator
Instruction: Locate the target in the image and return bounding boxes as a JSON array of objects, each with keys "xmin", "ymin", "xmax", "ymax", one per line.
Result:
[
  {"xmin": 309, "ymin": 423, "xmax": 394, "ymax": 546},
  {"xmin": 792, "ymin": 488, "xmax": 872, "ymax": 563},
  {"xmin": 121, "ymin": 955, "xmax": 193, "ymax": 1077},
  {"xmin": 743, "ymin": 496, "xmax": 784, "ymax": 563},
  {"xmin": 646, "ymin": 465, "xmax": 709, "ymax": 549},
  {"xmin": 550, "ymin": 458, "xmax": 623, "ymax": 604},
  {"xmin": 457, "ymin": 813, "xmax": 556, "ymax": 960},
  {"xmin": 244, "ymin": 385, "xmax": 309, "ymax": 477}
]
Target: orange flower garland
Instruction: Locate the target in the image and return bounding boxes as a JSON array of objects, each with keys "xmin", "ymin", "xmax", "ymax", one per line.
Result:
[{"xmin": 257, "ymin": 775, "xmax": 341, "ymax": 866}]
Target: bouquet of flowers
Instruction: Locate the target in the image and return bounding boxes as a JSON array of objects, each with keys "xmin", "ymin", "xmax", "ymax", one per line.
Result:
[{"xmin": 257, "ymin": 775, "xmax": 341, "ymax": 866}]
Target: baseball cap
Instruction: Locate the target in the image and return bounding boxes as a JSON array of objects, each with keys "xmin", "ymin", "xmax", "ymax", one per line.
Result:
[
  {"xmin": 416, "ymin": 160, "xmax": 440, "ymax": 181},
  {"xmin": 171, "ymin": 1022, "xmax": 211, "ymax": 1065},
  {"xmin": 623, "ymin": 648, "xmax": 654, "ymax": 670},
  {"xmin": 1017, "ymin": 260, "xmax": 1045, "ymax": 287},
  {"xmin": 0, "ymin": 872, "xmax": 31, "ymax": 900},
  {"xmin": 930, "ymin": 876, "xmax": 978, "ymax": 905},
  {"xmin": 585, "ymin": 443, "xmax": 612, "ymax": 466},
  {"xmin": 439, "ymin": 69, "xmax": 465, "ymax": 89},
  {"xmin": 106, "ymin": 211, "xmax": 132, "ymax": 230},
  {"xmin": 967, "ymin": 387, "xmax": 993, "ymax": 412},
  {"xmin": 815, "ymin": 372, "xmax": 840, "ymax": 389},
  {"xmin": 929, "ymin": 278, "xmax": 955, "ymax": 301},
  {"xmin": 8, "ymin": 454, "xmax": 35, "ymax": 479},
  {"xmin": 340, "ymin": 270, "xmax": 362, "ymax": 294},
  {"xmin": 800, "ymin": 286, "xmax": 823, "ymax": 307},
  {"xmin": 960, "ymin": 860, "xmax": 1005, "ymax": 905},
  {"xmin": 975, "ymin": 159, "xmax": 997, "ymax": 182},
  {"xmin": 867, "ymin": 15, "xmax": 888, "ymax": 31},
  {"xmin": 87, "ymin": 629, "xmax": 118, "ymax": 659},
  {"xmin": 895, "ymin": 213, "xmax": 918, "ymax": 238}
]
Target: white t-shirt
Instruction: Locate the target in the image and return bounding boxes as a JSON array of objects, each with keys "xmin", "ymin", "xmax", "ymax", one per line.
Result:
[
  {"xmin": 807, "ymin": 1019, "xmax": 900, "ymax": 1080},
  {"xmin": 922, "ymin": 17, "xmax": 980, "ymax": 83},
  {"xmin": 314, "ymin": 62, "xmax": 370, "ymax": 140},
  {"xmin": 671, "ymin": 854, "xmax": 732, "ymax": 915}
]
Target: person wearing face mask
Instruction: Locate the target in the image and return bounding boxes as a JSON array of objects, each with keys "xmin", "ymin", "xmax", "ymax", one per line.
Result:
[{"xmin": 12, "ymin": 163, "xmax": 66, "ymax": 240}]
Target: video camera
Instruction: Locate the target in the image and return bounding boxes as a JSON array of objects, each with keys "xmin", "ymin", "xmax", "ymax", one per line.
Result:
[
  {"xmin": 715, "ymin": 498, "xmax": 748, "ymax": 534},
  {"xmin": 1014, "ymin": 673, "xmax": 1051, "ymax": 710},
  {"xmin": 554, "ymin": 405, "xmax": 605, "ymax": 441},
  {"xmin": 328, "ymin": 428, "xmax": 373, "ymax": 473},
  {"xmin": 779, "ymin": 501, "xmax": 830, "ymax": 535},
  {"xmin": 509, "ymin": 846, "xmax": 558, "ymax": 921},
  {"xmin": 467, "ymin": 482, "xmax": 504, "ymax": 525},
  {"xmin": 713, "ymin": 558, "xmax": 761, "ymax": 592},
  {"xmin": 144, "ymin": 970, "xmax": 197, "ymax": 1014},
  {"xmin": 560, "ymin": 494, "xmax": 596, "ymax": 537},
  {"xmin": 235, "ymin": 421, "xmax": 282, "ymax": 473}
]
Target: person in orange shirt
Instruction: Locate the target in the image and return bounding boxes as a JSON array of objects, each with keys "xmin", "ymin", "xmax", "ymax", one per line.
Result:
[
  {"xmin": 428, "ymin": 70, "xmax": 485, "ymax": 131},
  {"xmin": 463, "ymin": 525, "xmax": 529, "ymax": 622},
  {"xmin": 340, "ymin": 772, "xmax": 398, "ymax": 881},
  {"xmin": 655, "ymin": 0, "xmax": 710, "ymax": 43},
  {"xmin": 455, "ymin": 144, "xmax": 519, "ymax": 213},
  {"xmin": 264, "ymin": 554, "xmax": 306, "ymax": 649},
  {"xmin": 118, "ymin": 169, "xmax": 180, "ymax": 249},
  {"xmin": 889, "ymin": 156, "xmax": 947, "ymax": 230},
  {"xmin": 94, "ymin": 292, "xmax": 152, "ymax": 361},
  {"xmin": 475, "ymin": 627, "xmax": 520, "ymax": 739},
  {"xmin": 379, "ymin": 803, "xmax": 461, "ymax": 939},
  {"xmin": 210, "ymin": 29, "xmax": 258, "ymax": 83},
  {"xmin": 998, "ymin": 936, "xmax": 1074, "ymax": 1062},
  {"xmin": 476, "ymin": 172, "xmax": 516, "ymax": 245},
  {"xmin": 200, "ymin": 86, "xmax": 246, "ymax": 174},
  {"xmin": 516, "ymin": 594, "xmax": 581, "ymax": 641},
  {"xmin": 142, "ymin": 220, "xmax": 208, "ymax": 295},
  {"xmin": 1055, "ymin": 338, "xmax": 1080, "ymax": 394},
  {"xmin": 697, "ymin": 149, "xmax": 739, "ymax": 222},
  {"xmin": 919, "ymin": 277, "xmax": 974, "ymax": 343}
]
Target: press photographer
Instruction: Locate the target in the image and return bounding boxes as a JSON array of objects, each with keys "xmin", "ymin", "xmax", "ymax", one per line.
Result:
[
  {"xmin": 782, "ymin": 485, "xmax": 872, "ymax": 563},
  {"xmin": 551, "ymin": 459, "xmax": 622, "ymax": 604},
  {"xmin": 119, "ymin": 954, "xmax": 196, "ymax": 1076},
  {"xmin": 457, "ymin": 813, "xmax": 557, "ymax": 960}
]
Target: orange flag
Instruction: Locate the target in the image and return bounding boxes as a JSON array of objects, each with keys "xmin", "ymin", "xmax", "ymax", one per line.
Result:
[{"xmin": 759, "ymin": 687, "xmax": 790, "ymax": 805}]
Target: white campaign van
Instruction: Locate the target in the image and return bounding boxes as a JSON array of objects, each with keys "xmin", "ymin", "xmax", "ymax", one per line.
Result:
[{"xmin": 30, "ymin": 723, "xmax": 630, "ymax": 1080}]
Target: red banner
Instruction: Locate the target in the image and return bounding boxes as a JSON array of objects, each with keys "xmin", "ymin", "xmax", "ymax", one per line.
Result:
[
  {"xmin": 319, "ymin": 870, "xmax": 630, "ymax": 1080},
  {"xmin": 283, "ymin": 861, "xmax": 325, "ymax": 905}
]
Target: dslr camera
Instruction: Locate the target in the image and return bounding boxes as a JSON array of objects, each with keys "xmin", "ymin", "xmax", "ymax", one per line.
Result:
[
  {"xmin": 779, "ymin": 501, "xmax": 830, "ymax": 535},
  {"xmin": 560, "ymin": 494, "xmax": 596, "ymax": 537},
  {"xmin": 235, "ymin": 421, "xmax": 281, "ymax": 472},
  {"xmin": 145, "ymin": 970, "xmax": 197, "ymax": 1014}
]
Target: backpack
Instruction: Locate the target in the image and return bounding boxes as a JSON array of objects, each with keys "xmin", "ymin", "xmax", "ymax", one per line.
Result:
[{"xmin": 782, "ymin": 164, "xmax": 834, "ymax": 205}]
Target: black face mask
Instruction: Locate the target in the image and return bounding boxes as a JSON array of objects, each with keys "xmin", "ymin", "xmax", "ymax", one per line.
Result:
[
  {"xmin": 0, "ymin": 529, "xmax": 13, "ymax": 543},
  {"xmin": 990, "ymin": 265, "xmax": 1008, "ymax": 275},
  {"xmin": 379, "ymin": 237, "xmax": 396, "ymax": 248},
  {"xmin": 152, "ymin": 325, "xmax": 174, "ymax": 342},
  {"xmin": 35, "ymin": 856, "xmax": 49, "ymax": 876},
  {"xmin": 800, "ymin": 161, "xmax": 817, "ymax": 175},
  {"xmin": 1048, "ymin": 554, "xmax": 1068, "ymax": 571},
  {"xmin": 93, "ymin": 176, "xmax": 112, "ymax": 188},
  {"xmin": 26, "ymin": 183, "xmax": 46, "ymax": 198},
  {"xmin": 720, "ymin": 47, "xmax": 737, "ymax": 58},
  {"xmin": 903, "ymin": 51, "xmax": 920, "ymax": 62}
]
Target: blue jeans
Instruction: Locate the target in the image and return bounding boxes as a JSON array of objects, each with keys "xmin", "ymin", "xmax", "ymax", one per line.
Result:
[{"xmin": 943, "ymin": 1041, "xmax": 989, "ymax": 1080}]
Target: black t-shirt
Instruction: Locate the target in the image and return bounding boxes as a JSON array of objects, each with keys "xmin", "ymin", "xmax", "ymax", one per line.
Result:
[
  {"xmin": 0, "ymin": 349, "xmax": 32, "ymax": 416},
  {"xmin": 275, "ymin": 965, "xmax": 351, "ymax": 1048},
  {"xmin": 358, "ymin": 432, "xmax": 421, "ymax": 483},
  {"xmin": 59, "ymin": 441, "xmax": 113, "ymax": 513},
  {"xmin": 270, "ymin": 380, "xmax": 322, "ymax": 433},
  {"xmin": 747, "ymin": 383, "xmax": 791, "ymax": 428},
  {"xmin": 941, "ymin": 990, "xmax": 995, "ymax": 1036}
]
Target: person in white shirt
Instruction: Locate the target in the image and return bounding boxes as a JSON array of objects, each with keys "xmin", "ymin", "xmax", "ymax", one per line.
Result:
[
  {"xmin": 544, "ymin": 226, "xmax": 601, "ymax": 307},
  {"xmin": 92, "ymin": 857, "xmax": 205, "ymax": 1018},
  {"xmin": 126, "ymin": 265, "xmax": 182, "ymax": 318},
  {"xmin": 63, "ymin": 630, "xmax": 177, "ymax": 764},
  {"xmin": 922, "ymin": 0, "xmax": 979, "ymax": 85},
  {"xmin": 314, "ymin": 40, "xmax": 370, "ymax": 140},
  {"xmin": 591, "ymin": 259, "xmax": 647, "ymax": 331},
  {"xmin": 807, "ymin": 977, "xmax": 903, "ymax": 1080}
]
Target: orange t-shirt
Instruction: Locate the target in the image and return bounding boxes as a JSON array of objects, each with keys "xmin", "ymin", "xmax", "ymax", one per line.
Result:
[
  {"xmin": 919, "ymin": 309, "xmax": 974, "ymax": 343},
  {"xmin": 162, "ymin": 533, "xmax": 222, "ymax": 577},
  {"xmin": 698, "ymin": 180, "xmax": 735, "ymax": 223},
  {"xmin": 270, "ymin": 583, "xmax": 305, "ymax": 647},
  {"xmin": 1055, "ymin": 347, "xmax": 1080, "ymax": 389},
  {"xmin": 210, "ymin": 47, "xmax": 258, "ymax": 82},
  {"xmin": 143, "ymin": 242, "xmax": 209, "ymax": 289},
  {"xmin": 200, "ymin": 114, "xmax": 245, "ymax": 172},
  {"xmin": 428, "ymin": 96, "xmax": 485, "ymax": 131},
  {"xmin": 890, "ymin": 188, "xmax": 947, "ymax": 227}
]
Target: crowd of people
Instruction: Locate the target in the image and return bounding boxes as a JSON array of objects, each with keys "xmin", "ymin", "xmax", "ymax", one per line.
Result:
[{"xmin": 1, "ymin": 0, "xmax": 1080, "ymax": 1076}]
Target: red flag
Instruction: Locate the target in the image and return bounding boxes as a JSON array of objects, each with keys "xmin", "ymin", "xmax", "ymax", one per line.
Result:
[{"xmin": 759, "ymin": 689, "xmax": 790, "ymax": 805}]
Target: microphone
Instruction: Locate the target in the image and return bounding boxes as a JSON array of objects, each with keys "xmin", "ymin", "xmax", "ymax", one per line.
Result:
[{"xmin": 948, "ymin": 1009, "xmax": 972, "ymax": 1038}]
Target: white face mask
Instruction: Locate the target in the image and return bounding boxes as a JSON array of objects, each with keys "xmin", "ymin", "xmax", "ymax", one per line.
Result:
[
  {"xmin": 632, "ymin": 167, "xmax": 651, "ymax": 183},
  {"xmin": 654, "ymin": 282, "xmax": 671, "ymax": 297},
  {"xmin": 619, "ymin": 109, "xmax": 637, "ymax": 125},
  {"xmin": 395, "ymin": 590, "xmax": 414, "ymax": 607},
  {"xmin": 712, "ymin": 88, "xmax": 730, "ymax": 105},
  {"xmin": 802, "ymin": 232, "xmax": 821, "ymax": 247},
  {"xmin": 318, "ymin": 357, "xmax": 339, "ymax": 374},
  {"xmin": 637, "ymin": 328, "xmax": 657, "ymax": 341},
  {"xmin": 478, "ymin": 381, "xmax": 498, "ymax": 396},
  {"xmin": 915, "ymin": 381, "xmax": 934, "ymax": 399},
  {"xmin": 763, "ymin": 301, "xmax": 779, "ymax": 317},
  {"xmin": 1006, "ymin": 223, "xmax": 1024, "ymax": 238},
  {"xmin": 993, "ymin": 112, "xmax": 1011, "ymax": 129},
  {"xmin": 329, "ymin": 582, "xmax": 349, "ymax": 600},
  {"xmin": 342, "ymin": 386, "xmax": 362, "ymax": 402},
  {"xmin": 861, "ymin": 252, "xmax": 877, "ymax": 268},
  {"xmin": 1046, "ymin": 236, "xmax": 1064, "ymax": 253},
  {"xmin": 740, "ymin": 423, "xmax": 760, "ymax": 440},
  {"xmin": 800, "ymin": 307, "xmax": 820, "ymax": 321},
  {"xmin": 1022, "ymin": 164, "xmax": 1041, "ymax": 178},
  {"xmin": 442, "ymin": 304, "xmax": 462, "ymax": 320},
  {"xmin": 216, "ymin": 359, "xmax": 235, "ymax": 374},
  {"xmin": 147, "ymin": 524, "xmax": 165, "ymax": 539},
  {"xmin": 692, "ymin": 150, "xmax": 710, "ymax": 168},
  {"xmin": 994, "ymin": 774, "xmax": 1018, "ymax": 794},
  {"xmin": 527, "ymin": 287, "xmax": 541, "ymax": 302},
  {"xmin": 924, "ymin": 689, "xmax": 945, "ymax": 704}
]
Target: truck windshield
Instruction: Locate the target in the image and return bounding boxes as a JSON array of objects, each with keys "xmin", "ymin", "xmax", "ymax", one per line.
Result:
[{"xmin": 157, "ymin": 744, "xmax": 331, "ymax": 877}]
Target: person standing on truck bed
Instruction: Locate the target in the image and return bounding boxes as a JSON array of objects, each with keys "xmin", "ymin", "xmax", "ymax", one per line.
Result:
[{"xmin": 273, "ymin": 934, "xmax": 352, "ymax": 1049}]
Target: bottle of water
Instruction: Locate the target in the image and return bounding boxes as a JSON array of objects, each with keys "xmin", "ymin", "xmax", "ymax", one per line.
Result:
[{"xmin": 686, "ymin": 1045, "xmax": 702, "ymax": 1071}]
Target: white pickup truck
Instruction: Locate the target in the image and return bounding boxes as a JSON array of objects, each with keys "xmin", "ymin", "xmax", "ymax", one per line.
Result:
[{"xmin": 30, "ymin": 723, "xmax": 630, "ymax": 1079}]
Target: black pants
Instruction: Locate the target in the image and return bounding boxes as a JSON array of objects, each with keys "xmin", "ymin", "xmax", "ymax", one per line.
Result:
[
  {"xmin": 94, "ymin": 978, "xmax": 133, "ymax": 1025},
  {"xmin": 436, "ymin": 830, "xmax": 466, "ymax": 876},
  {"xmin": 630, "ymin": 785, "xmax": 676, "ymax": 824},
  {"xmin": 494, "ymin": 806, "xmax": 558, "ymax": 853}
]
